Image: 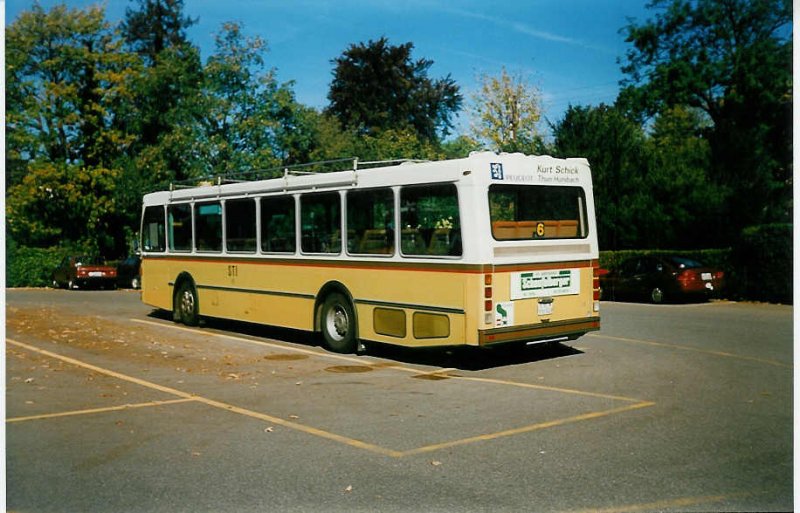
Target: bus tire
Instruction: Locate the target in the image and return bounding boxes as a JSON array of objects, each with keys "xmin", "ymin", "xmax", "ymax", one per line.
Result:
[
  {"xmin": 320, "ymin": 293, "xmax": 357, "ymax": 354},
  {"xmin": 175, "ymin": 281, "xmax": 200, "ymax": 326}
]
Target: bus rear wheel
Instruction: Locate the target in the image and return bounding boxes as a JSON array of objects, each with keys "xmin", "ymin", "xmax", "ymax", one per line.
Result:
[
  {"xmin": 175, "ymin": 281, "xmax": 200, "ymax": 326},
  {"xmin": 320, "ymin": 293, "xmax": 357, "ymax": 354}
]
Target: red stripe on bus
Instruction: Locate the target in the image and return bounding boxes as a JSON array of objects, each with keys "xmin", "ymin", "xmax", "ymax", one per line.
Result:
[{"xmin": 142, "ymin": 255, "xmax": 597, "ymax": 274}]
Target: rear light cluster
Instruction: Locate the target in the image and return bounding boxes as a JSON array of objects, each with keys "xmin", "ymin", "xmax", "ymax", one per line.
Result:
[
  {"xmin": 592, "ymin": 262, "xmax": 605, "ymax": 313},
  {"xmin": 484, "ymin": 274, "xmax": 493, "ymax": 312},
  {"xmin": 592, "ymin": 263, "xmax": 603, "ymax": 301}
]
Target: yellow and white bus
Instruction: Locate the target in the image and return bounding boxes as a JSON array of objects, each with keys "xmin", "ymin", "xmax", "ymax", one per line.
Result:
[{"xmin": 140, "ymin": 152, "xmax": 601, "ymax": 353}]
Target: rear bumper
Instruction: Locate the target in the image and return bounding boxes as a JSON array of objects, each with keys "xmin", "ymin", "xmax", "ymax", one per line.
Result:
[{"xmin": 478, "ymin": 317, "xmax": 600, "ymax": 346}]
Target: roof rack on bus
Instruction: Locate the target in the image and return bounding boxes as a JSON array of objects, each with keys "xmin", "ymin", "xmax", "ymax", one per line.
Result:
[{"xmin": 168, "ymin": 157, "xmax": 430, "ymax": 191}]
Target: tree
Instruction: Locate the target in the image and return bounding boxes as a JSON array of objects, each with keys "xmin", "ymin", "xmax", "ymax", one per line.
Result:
[
  {"xmin": 471, "ymin": 68, "xmax": 544, "ymax": 153},
  {"xmin": 552, "ymin": 104, "xmax": 654, "ymax": 250},
  {"xmin": 121, "ymin": 0, "xmax": 202, "ymax": 149},
  {"xmin": 306, "ymin": 113, "xmax": 445, "ymax": 164},
  {"xmin": 620, "ymin": 0, "xmax": 792, "ymax": 239},
  {"xmin": 7, "ymin": 163, "xmax": 120, "ymax": 253},
  {"xmin": 327, "ymin": 37, "xmax": 462, "ymax": 142},
  {"xmin": 6, "ymin": 4, "xmax": 136, "ymax": 255},
  {"xmin": 645, "ymin": 106, "xmax": 724, "ymax": 248},
  {"xmin": 6, "ymin": 4, "xmax": 136, "ymax": 171},
  {"xmin": 190, "ymin": 22, "xmax": 307, "ymax": 176},
  {"xmin": 121, "ymin": 0, "xmax": 197, "ymax": 66}
]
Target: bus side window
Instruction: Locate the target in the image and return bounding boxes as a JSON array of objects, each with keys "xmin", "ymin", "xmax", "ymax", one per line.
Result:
[
  {"xmin": 142, "ymin": 206, "xmax": 166, "ymax": 252},
  {"xmin": 225, "ymin": 198, "xmax": 256, "ymax": 253},
  {"xmin": 347, "ymin": 188, "xmax": 394, "ymax": 255},
  {"xmin": 261, "ymin": 196, "xmax": 296, "ymax": 253},
  {"xmin": 301, "ymin": 192, "xmax": 341, "ymax": 254},
  {"xmin": 400, "ymin": 183, "xmax": 461, "ymax": 257},
  {"xmin": 195, "ymin": 202, "xmax": 222, "ymax": 252},
  {"xmin": 168, "ymin": 204, "xmax": 192, "ymax": 252}
]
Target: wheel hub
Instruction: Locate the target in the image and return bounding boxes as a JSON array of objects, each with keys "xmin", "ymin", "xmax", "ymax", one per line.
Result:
[{"xmin": 333, "ymin": 308, "xmax": 348, "ymax": 336}]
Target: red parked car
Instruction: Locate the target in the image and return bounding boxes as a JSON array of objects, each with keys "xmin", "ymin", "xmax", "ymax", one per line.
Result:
[
  {"xmin": 52, "ymin": 256, "xmax": 117, "ymax": 290},
  {"xmin": 600, "ymin": 255, "xmax": 724, "ymax": 303}
]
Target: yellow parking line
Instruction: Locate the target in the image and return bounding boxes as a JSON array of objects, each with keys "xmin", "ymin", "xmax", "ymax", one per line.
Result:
[
  {"xmin": 451, "ymin": 375, "xmax": 645, "ymax": 403},
  {"xmin": 6, "ymin": 338, "xmax": 402, "ymax": 458},
  {"xmin": 131, "ymin": 318, "xmax": 650, "ymax": 404},
  {"xmin": 588, "ymin": 333, "xmax": 792, "ymax": 368},
  {"xmin": 399, "ymin": 401, "xmax": 655, "ymax": 457},
  {"xmin": 558, "ymin": 491, "xmax": 749, "ymax": 513},
  {"xmin": 8, "ymin": 334, "xmax": 655, "ymax": 459},
  {"xmin": 7, "ymin": 398, "xmax": 196, "ymax": 423}
]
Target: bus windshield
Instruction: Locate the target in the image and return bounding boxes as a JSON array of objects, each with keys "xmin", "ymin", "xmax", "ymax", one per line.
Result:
[{"xmin": 489, "ymin": 184, "xmax": 587, "ymax": 240}]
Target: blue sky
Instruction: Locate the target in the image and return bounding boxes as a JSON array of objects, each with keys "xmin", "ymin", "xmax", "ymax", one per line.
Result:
[{"xmin": 6, "ymin": 0, "xmax": 654, "ymax": 138}]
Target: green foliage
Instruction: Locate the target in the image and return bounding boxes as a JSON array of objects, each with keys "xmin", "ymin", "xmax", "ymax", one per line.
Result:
[
  {"xmin": 122, "ymin": 0, "xmax": 197, "ymax": 65},
  {"xmin": 644, "ymin": 106, "xmax": 725, "ymax": 248},
  {"xmin": 441, "ymin": 135, "xmax": 483, "ymax": 159},
  {"xmin": 308, "ymin": 114, "xmax": 445, "ymax": 163},
  {"xmin": 552, "ymin": 103, "xmax": 730, "ymax": 251},
  {"xmin": 326, "ymin": 37, "xmax": 462, "ymax": 142},
  {"xmin": 7, "ymin": 162, "xmax": 120, "ymax": 255},
  {"xmin": 621, "ymin": 0, "xmax": 792, "ymax": 240},
  {"xmin": 188, "ymin": 22, "xmax": 307, "ymax": 176},
  {"xmin": 4, "ymin": 0, "xmax": 791, "ymax": 301},
  {"xmin": 6, "ymin": 239, "xmax": 78, "ymax": 288},
  {"xmin": 6, "ymin": 3, "xmax": 137, "ymax": 169},
  {"xmin": 552, "ymin": 104, "xmax": 653, "ymax": 250},
  {"xmin": 732, "ymin": 224, "xmax": 792, "ymax": 303}
]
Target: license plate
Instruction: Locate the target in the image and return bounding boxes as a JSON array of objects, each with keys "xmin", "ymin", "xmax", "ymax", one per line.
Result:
[
  {"xmin": 538, "ymin": 301, "xmax": 553, "ymax": 316},
  {"xmin": 701, "ymin": 272, "xmax": 712, "ymax": 281},
  {"xmin": 89, "ymin": 271, "xmax": 104, "ymax": 277}
]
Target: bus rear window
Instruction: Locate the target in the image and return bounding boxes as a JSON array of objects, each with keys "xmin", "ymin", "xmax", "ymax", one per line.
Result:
[{"xmin": 489, "ymin": 185, "xmax": 587, "ymax": 240}]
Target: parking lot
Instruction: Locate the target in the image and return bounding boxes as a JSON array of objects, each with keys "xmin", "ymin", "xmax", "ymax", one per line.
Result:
[{"xmin": 6, "ymin": 289, "xmax": 793, "ymax": 512}]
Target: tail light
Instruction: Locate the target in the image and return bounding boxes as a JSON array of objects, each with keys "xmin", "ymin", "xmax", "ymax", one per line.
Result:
[
  {"xmin": 592, "ymin": 263, "xmax": 605, "ymax": 301},
  {"xmin": 592, "ymin": 263, "xmax": 603, "ymax": 313},
  {"xmin": 677, "ymin": 270, "xmax": 697, "ymax": 283},
  {"xmin": 484, "ymin": 274, "xmax": 493, "ymax": 311},
  {"xmin": 714, "ymin": 271, "xmax": 724, "ymax": 280}
]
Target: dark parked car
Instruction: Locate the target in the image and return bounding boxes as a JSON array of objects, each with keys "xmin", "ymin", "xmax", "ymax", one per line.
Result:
[
  {"xmin": 52, "ymin": 256, "xmax": 117, "ymax": 290},
  {"xmin": 116, "ymin": 255, "xmax": 141, "ymax": 289},
  {"xmin": 600, "ymin": 255, "xmax": 724, "ymax": 303}
]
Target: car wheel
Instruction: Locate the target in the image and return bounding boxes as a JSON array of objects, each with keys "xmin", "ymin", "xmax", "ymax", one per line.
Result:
[
  {"xmin": 650, "ymin": 287, "xmax": 665, "ymax": 304},
  {"xmin": 175, "ymin": 282, "xmax": 200, "ymax": 326},
  {"xmin": 131, "ymin": 276, "xmax": 141, "ymax": 289},
  {"xmin": 320, "ymin": 293, "xmax": 357, "ymax": 354},
  {"xmin": 68, "ymin": 280, "xmax": 76, "ymax": 290}
]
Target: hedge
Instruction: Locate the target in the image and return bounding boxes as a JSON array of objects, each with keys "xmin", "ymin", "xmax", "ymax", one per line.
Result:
[
  {"xmin": 732, "ymin": 223, "xmax": 792, "ymax": 303},
  {"xmin": 6, "ymin": 245, "xmax": 71, "ymax": 288},
  {"xmin": 599, "ymin": 223, "xmax": 792, "ymax": 304}
]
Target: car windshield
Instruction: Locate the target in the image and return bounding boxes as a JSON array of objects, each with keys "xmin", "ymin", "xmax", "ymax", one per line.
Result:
[
  {"xmin": 667, "ymin": 256, "xmax": 703, "ymax": 269},
  {"xmin": 76, "ymin": 256, "xmax": 104, "ymax": 266}
]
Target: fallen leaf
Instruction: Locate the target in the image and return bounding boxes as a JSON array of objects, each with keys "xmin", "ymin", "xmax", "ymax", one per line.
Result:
[
  {"xmin": 344, "ymin": 485, "xmax": 353, "ymax": 493},
  {"xmin": 431, "ymin": 460, "xmax": 442, "ymax": 466},
  {"xmin": 264, "ymin": 427, "xmax": 274, "ymax": 433}
]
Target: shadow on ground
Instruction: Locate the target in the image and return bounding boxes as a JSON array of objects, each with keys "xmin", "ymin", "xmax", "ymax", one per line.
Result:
[{"xmin": 148, "ymin": 309, "xmax": 583, "ymax": 371}]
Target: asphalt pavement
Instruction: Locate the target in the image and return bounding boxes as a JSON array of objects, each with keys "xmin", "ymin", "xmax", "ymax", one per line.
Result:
[{"xmin": 5, "ymin": 289, "xmax": 793, "ymax": 512}]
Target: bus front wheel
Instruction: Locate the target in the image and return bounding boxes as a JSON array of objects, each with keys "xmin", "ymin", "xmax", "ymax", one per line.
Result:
[
  {"xmin": 175, "ymin": 281, "xmax": 200, "ymax": 326},
  {"xmin": 320, "ymin": 293, "xmax": 357, "ymax": 354}
]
